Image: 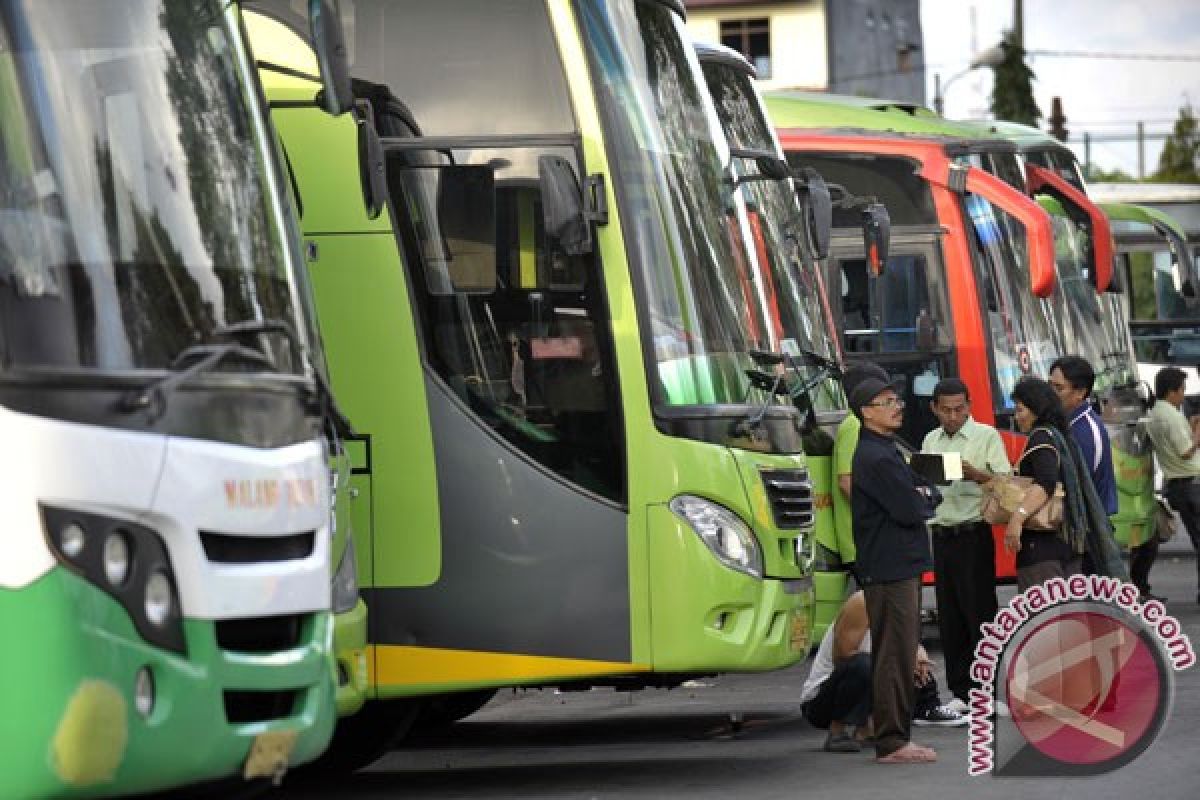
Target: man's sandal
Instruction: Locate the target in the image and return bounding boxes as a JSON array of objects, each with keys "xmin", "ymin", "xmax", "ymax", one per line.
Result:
[{"xmin": 876, "ymin": 742, "xmax": 937, "ymax": 764}]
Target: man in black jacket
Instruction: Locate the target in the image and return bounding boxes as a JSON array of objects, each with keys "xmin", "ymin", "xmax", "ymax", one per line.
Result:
[{"xmin": 850, "ymin": 374, "xmax": 938, "ymax": 764}]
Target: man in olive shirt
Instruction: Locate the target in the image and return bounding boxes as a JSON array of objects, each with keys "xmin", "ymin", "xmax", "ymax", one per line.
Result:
[
  {"xmin": 1145, "ymin": 367, "xmax": 1200, "ymax": 604},
  {"xmin": 920, "ymin": 378, "xmax": 1010, "ymax": 708}
]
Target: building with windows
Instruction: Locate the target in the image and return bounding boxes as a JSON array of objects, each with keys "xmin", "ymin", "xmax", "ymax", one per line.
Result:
[{"xmin": 685, "ymin": 0, "xmax": 926, "ymax": 104}]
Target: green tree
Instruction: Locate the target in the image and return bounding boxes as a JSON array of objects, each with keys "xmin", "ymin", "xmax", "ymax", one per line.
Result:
[
  {"xmin": 989, "ymin": 30, "xmax": 1041, "ymax": 126},
  {"xmin": 1152, "ymin": 103, "xmax": 1200, "ymax": 183}
]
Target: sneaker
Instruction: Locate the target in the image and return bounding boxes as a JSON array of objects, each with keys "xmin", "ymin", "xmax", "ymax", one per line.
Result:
[
  {"xmin": 913, "ymin": 704, "xmax": 967, "ymax": 727},
  {"xmin": 943, "ymin": 697, "xmax": 970, "ymax": 716},
  {"xmin": 823, "ymin": 731, "xmax": 863, "ymax": 753}
]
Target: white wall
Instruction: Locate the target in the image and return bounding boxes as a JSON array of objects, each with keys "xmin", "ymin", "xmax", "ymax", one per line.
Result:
[{"xmin": 687, "ymin": 3, "xmax": 828, "ymax": 91}]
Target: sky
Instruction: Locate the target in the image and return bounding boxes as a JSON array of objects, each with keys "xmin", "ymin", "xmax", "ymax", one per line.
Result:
[{"xmin": 919, "ymin": 0, "xmax": 1200, "ymax": 178}]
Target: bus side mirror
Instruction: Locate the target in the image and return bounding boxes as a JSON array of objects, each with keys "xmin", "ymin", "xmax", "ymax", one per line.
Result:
[
  {"xmin": 796, "ymin": 167, "xmax": 832, "ymax": 260},
  {"xmin": 539, "ymin": 155, "xmax": 593, "ymax": 256},
  {"xmin": 356, "ymin": 109, "xmax": 386, "ymax": 219},
  {"xmin": 862, "ymin": 202, "xmax": 890, "ymax": 276},
  {"xmin": 309, "ymin": 0, "xmax": 354, "ymax": 116}
]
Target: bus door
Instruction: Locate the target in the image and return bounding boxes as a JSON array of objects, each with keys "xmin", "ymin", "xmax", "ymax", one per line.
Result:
[{"xmin": 827, "ymin": 227, "xmax": 955, "ymax": 448}]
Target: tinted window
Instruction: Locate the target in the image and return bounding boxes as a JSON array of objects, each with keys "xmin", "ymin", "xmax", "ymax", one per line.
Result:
[{"xmin": 786, "ymin": 152, "xmax": 937, "ymax": 226}]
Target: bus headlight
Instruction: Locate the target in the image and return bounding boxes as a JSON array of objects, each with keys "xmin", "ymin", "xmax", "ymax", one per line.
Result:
[
  {"xmin": 40, "ymin": 505, "xmax": 187, "ymax": 656},
  {"xmin": 60, "ymin": 522, "xmax": 86, "ymax": 559},
  {"xmin": 331, "ymin": 538, "xmax": 359, "ymax": 615},
  {"xmin": 103, "ymin": 532, "xmax": 132, "ymax": 587},
  {"xmin": 669, "ymin": 495, "xmax": 763, "ymax": 579},
  {"xmin": 144, "ymin": 571, "xmax": 174, "ymax": 627}
]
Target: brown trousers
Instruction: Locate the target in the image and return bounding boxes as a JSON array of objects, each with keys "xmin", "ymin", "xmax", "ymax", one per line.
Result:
[{"xmin": 863, "ymin": 577, "xmax": 921, "ymax": 757}]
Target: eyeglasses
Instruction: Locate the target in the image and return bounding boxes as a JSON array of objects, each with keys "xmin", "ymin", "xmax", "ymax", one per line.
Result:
[{"xmin": 865, "ymin": 397, "xmax": 905, "ymax": 409}]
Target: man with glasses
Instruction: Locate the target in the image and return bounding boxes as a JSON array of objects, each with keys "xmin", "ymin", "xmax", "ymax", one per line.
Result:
[
  {"xmin": 921, "ymin": 378, "xmax": 1010, "ymax": 712},
  {"xmin": 849, "ymin": 373, "xmax": 939, "ymax": 764}
]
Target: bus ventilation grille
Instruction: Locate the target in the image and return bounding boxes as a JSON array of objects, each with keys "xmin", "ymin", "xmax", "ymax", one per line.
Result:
[
  {"xmin": 200, "ymin": 530, "xmax": 315, "ymax": 564},
  {"xmin": 223, "ymin": 689, "xmax": 299, "ymax": 724},
  {"xmin": 761, "ymin": 469, "xmax": 814, "ymax": 529},
  {"xmin": 216, "ymin": 613, "xmax": 308, "ymax": 653}
]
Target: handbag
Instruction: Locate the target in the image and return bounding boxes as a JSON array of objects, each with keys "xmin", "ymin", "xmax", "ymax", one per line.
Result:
[
  {"xmin": 980, "ymin": 441, "xmax": 1065, "ymax": 531},
  {"xmin": 1155, "ymin": 498, "xmax": 1177, "ymax": 543}
]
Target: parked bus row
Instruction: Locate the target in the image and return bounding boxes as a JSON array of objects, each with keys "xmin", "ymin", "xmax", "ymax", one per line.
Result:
[{"xmin": 4, "ymin": 1, "xmax": 1193, "ymax": 796}]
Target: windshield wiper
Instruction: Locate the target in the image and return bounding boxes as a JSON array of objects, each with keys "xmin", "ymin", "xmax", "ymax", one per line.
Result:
[
  {"xmin": 216, "ymin": 318, "xmax": 357, "ymax": 441},
  {"xmin": 118, "ymin": 343, "xmax": 274, "ymax": 418}
]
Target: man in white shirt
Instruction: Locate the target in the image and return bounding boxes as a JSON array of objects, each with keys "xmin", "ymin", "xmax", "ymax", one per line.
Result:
[{"xmin": 800, "ymin": 592, "xmax": 964, "ymax": 759}]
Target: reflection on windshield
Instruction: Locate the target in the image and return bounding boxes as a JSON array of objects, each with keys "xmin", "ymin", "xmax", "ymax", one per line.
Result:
[
  {"xmin": 701, "ymin": 59, "xmax": 844, "ymax": 412},
  {"xmin": 1046, "ymin": 215, "xmax": 1134, "ymax": 391},
  {"xmin": 0, "ymin": 0, "xmax": 298, "ymax": 374},
  {"xmin": 965, "ymin": 194, "xmax": 1061, "ymax": 407},
  {"xmin": 581, "ymin": 0, "xmax": 776, "ymax": 407}
]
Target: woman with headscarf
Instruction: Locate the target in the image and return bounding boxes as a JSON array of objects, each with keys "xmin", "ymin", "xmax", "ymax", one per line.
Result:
[{"xmin": 1005, "ymin": 376, "xmax": 1127, "ymax": 590}]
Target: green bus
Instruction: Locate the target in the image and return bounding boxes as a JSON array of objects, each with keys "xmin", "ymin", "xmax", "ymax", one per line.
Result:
[
  {"xmin": 0, "ymin": 1, "xmax": 353, "ymax": 795},
  {"xmin": 247, "ymin": 0, "xmax": 820, "ymax": 764}
]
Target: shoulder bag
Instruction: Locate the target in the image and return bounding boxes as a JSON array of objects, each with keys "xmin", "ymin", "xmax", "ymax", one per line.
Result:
[{"xmin": 980, "ymin": 439, "xmax": 1065, "ymax": 531}]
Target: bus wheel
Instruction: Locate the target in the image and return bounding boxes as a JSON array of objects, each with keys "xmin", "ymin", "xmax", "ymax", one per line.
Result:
[
  {"xmin": 412, "ymin": 689, "xmax": 498, "ymax": 731},
  {"xmin": 296, "ymin": 698, "xmax": 419, "ymax": 776}
]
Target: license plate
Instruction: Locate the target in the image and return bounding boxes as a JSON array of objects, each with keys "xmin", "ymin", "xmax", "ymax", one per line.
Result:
[
  {"xmin": 790, "ymin": 614, "xmax": 811, "ymax": 652},
  {"xmin": 243, "ymin": 730, "xmax": 297, "ymax": 782}
]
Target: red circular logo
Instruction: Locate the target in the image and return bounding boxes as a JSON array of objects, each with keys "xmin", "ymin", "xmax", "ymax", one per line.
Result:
[{"xmin": 1005, "ymin": 610, "xmax": 1167, "ymax": 768}]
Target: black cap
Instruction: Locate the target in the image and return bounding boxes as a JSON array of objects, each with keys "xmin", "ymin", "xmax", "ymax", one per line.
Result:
[
  {"xmin": 848, "ymin": 373, "xmax": 906, "ymax": 417},
  {"xmin": 842, "ymin": 363, "xmax": 889, "ymax": 399}
]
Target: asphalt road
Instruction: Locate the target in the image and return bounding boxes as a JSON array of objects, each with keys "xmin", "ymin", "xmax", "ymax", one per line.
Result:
[{"xmin": 278, "ymin": 554, "xmax": 1200, "ymax": 800}]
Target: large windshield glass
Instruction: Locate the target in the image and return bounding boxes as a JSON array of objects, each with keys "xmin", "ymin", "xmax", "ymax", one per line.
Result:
[
  {"xmin": 0, "ymin": 0, "xmax": 302, "ymax": 375},
  {"xmin": 964, "ymin": 193, "xmax": 1061, "ymax": 409},
  {"xmin": 701, "ymin": 57, "xmax": 844, "ymax": 412},
  {"xmin": 580, "ymin": 0, "xmax": 775, "ymax": 407},
  {"xmin": 1046, "ymin": 213, "xmax": 1133, "ymax": 390},
  {"xmin": 1118, "ymin": 224, "xmax": 1200, "ymax": 367}
]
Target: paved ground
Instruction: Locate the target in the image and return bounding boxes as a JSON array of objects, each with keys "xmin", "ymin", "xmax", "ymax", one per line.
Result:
[{"xmin": 279, "ymin": 554, "xmax": 1200, "ymax": 800}]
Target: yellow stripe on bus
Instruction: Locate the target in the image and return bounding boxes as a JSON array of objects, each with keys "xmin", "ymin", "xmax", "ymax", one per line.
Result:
[{"xmin": 369, "ymin": 644, "xmax": 650, "ymax": 687}]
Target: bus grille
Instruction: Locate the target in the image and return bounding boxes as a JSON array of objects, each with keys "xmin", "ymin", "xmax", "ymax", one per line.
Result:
[
  {"xmin": 223, "ymin": 690, "xmax": 299, "ymax": 724},
  {"xmin": 215, "ymin": 614, "xmax": 308, "ymax": 653},
  {"xmin": 200, "ymin": 531, "xmax": 314, "ymax": 564},
  {"xmin": 761, "ymin": 469, "xmax": 814, "ymax": 529}
]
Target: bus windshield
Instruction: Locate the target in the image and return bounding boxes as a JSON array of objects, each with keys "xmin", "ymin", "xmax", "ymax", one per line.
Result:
[
  {"xmin": 0, "ymin": 0, "xmax": 303, "ymax": 375},
  {"xmin": 1117, "ymin": 217, "xmax": 1200, "ymax": 367},
  {"xmin": 964, "ymin": 193, "xmax": 1061, "ymax": 409},
  {"xmin": 1048, "ymin": 213, "xmax": 1134, "ymax": 391},
  {"xmin": 700, "ymin": 57, "xmax": 845, "ymax": 413},
  {"xmin": 580, "ymin": 0, "xmax": 776, "ymax": 407}
]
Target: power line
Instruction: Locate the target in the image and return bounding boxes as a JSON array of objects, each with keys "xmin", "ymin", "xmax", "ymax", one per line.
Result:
[{"xmin": 1028, "ymin": 49, "xmax": 1200, "ymax": 62}]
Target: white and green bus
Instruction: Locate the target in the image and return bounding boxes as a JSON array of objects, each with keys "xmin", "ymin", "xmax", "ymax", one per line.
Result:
[{"xmin": 0, "ymin": 1, "xmax": 353, "ymax": 795}]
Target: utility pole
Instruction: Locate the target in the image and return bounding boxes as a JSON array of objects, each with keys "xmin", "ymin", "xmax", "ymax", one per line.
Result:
[
  {"xmin": 1014, "ymin": 0, "xmax": 1024, "ymax": 49},
  {"xmin": 1137, "ymin": 121, "xmax": 1145, "ymax": 178},
  {"xmin": 1048, "ymin": 97, "xmax": 1068, "ymax": 142}
]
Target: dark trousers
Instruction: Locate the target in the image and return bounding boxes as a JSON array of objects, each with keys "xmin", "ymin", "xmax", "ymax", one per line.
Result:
[
  {"xmin": 802, "ymin": 653, "xmax": 872, "ymax": 729},
  {"xmin": 932, "ymin": 521, "xmax": 998, "ymax": 703},
  {"xmin": 802, "ymin": 652, "xmax": 942, "ymax": 730},
  {"xmin": 1016, "ymin": 559, "xmax": 1067, "ymax": 592},
  {"xmin": 1165, "ymin": 478, "xmax": 1200, "ymax": 593},
  {"xmin": 1131, "ymin": 535, "xmax": 1160, "ymax": 594},
  {"xmin": 864, "ymin": 577, "xmax": 920, "ymax": 758}
]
